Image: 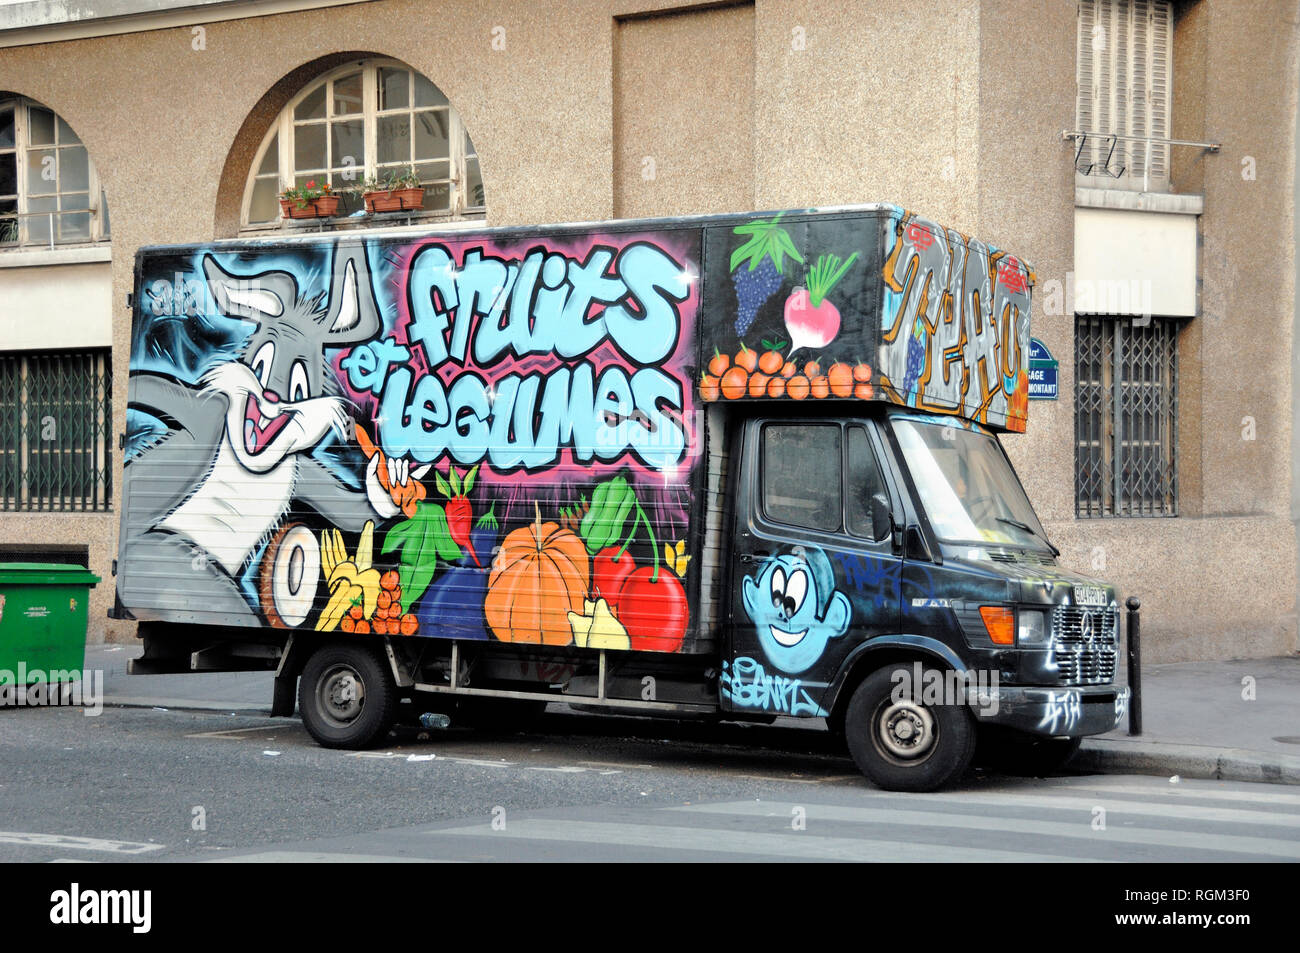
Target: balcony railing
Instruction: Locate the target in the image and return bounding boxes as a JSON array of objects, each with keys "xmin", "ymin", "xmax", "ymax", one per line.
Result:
[
  {"xmin": 1064, "ymin": 130, "xmax": 1221, "ymax": 194},
  {"xmin": 0, "ymin": 205, "xmax": 109, "ymax": 251}
]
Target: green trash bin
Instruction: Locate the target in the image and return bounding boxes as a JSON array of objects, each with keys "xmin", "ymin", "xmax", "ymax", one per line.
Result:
[{"xmin": 0, "ymin": 563, "xmax": 100, "ymax": 686}]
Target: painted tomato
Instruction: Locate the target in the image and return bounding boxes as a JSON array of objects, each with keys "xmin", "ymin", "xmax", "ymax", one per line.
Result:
[
  {"xmin": 615, "ymin": 566, "xmax": 688, "ymax": 653},
  {"xmin": 592, "ymin": 546, "xmax": 638, "ymax": 605}
]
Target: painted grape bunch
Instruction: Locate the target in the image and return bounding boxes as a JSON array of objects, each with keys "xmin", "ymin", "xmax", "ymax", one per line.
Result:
[
  {"xmin": 733, "ymin": 257, "xmax": 783, "ymax": 336},
  {"xmin": 730, "ymin": 213, "xmax": 803, "ymax": 337},
  {"xmin": 902, "ymin": 318, "xmax": 927, "ymax": 396}
]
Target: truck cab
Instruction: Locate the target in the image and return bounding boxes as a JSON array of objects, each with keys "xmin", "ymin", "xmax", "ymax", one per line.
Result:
[{"xmin": 721, "ymin": 406, "xmax": 1128, "ymax": 789}]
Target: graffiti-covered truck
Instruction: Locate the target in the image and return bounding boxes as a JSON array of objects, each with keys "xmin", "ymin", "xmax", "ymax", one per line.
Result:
[{"xmin": 113, "ymin": 204, "xmax": 1129, "ymax": 791}]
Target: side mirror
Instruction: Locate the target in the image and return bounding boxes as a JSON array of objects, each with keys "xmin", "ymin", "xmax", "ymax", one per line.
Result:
[{"xmin": 869, "ymin": 492, "xmax": 892, "ymax": 542}]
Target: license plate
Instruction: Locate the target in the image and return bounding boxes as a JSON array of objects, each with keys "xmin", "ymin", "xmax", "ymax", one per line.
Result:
[{"xmin": 1073, "ymin": 585, "xmax": 1108, "ymax": 607}]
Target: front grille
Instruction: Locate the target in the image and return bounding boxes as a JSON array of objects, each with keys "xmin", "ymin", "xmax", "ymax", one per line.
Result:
[
  {"xmin": 1050, "ymin": 605, "xmax": 1118, "ymax": 686},
  {"xmin": 987, "ymin": 550, "xmax": 1056, "ymax": 567}
]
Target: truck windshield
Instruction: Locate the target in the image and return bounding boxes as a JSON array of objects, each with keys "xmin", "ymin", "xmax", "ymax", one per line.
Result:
[{"xmin": 892, "ymin": 418, "xmax": 1052, "ymax": 551}]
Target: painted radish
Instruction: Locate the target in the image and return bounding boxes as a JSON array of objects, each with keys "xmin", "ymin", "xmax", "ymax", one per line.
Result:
[
  {"xmin": 783, "ymin": 252, "xmax": 859, "ymax": 356},
  {"xmin": 436, "ymin": 465, "xmax": 481, "ymax": 566}
]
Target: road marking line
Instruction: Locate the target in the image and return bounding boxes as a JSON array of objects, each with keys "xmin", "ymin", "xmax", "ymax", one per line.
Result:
[
  {"xmin": 185, "ymin": 724, "xmax": 284, "ymax": 739},
  {"xmin": 896, "ymin": 790, "xmax": 1300, "ymax": 829},
  {"xmin": 0, "ymin": 832, "xmax": 164, "ymax": 854},
  {"xmin": 427, "ymin": 819, "xmax": 1097, "ymax": 863},
  {"xmin": 206, "ymin": 851, "xmax": 449, "ymax": 863},
  {"xmin": 674, "ymin": 802, "xmax": 1300, "ymax": 860},
  {"xmin": 1040, "ymin": 781, "xmax": 1300, "ymax": 807}
]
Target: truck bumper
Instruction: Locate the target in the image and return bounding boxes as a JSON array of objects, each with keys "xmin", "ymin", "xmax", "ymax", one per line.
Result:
[{"xmin": 968, "ymin": 684, "xmax": 1130, "ymax": 738}]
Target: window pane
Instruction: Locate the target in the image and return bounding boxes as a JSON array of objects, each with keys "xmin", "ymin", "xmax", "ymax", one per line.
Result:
[
  {"xmin": 333, "ymin": 71, "xmax": 363, "ymax": 115},
  {"xmin": 0, "ymin": 198, "xmax": 16, "ymax": 244},
  {"xmin": 846, "ymin": 427, "xmax": 888, "ymax": 539},
  {"xmin": 56, "ymin": 116, "xmax": 81, "ymax": 145},
  {"xmin": 249, "ymin": 177, "xmax": 279, "ymax": 223},
  {"xmin": 413, "ymin": 73, "xmax": 448, "ymax": 108},
  {"xmin": 294, "ymin": 122, "xmax": 327, "ymax": 171},
  {"xmin": 422, "ymin": 181, "xmax": 451, "ymax": 211},
  {"xmin": 99, "ymin": 190, "xmax": 110, "ymax": 238},
  {"xmin": 413, "ymin": 110, "xmax": 449, "ymax": 160},
  {"xmin": 0, "ymin": 152, "xmax": 15, "ymax": 196},
  {"xmin": 330, "ymin": 119, "xmax": 364, "ymax": 170},
  {"xmin": 295, "ymin": 84, "xmax": 326, "ymax": 121},
  {"xmin": 0, "ymin": 108, "xmax": 13, "ymax": 149},
  {"xmin": 378, "ymin": 67, "xmax": 409, "ymax": 110},
  {"xmin": 60, "ymin": 145, "xmax": 89, "ymax": 192},
  {"xmin": 27, "ymin": 194, "xmax": 55, "ymax": 243},
  {"xmin": 26, "ymin": 148, "xmax": 56, "ymax": 195},
  {"xmin": 465, "ymin": 131, "xmax": 476, "ymax": 156},
  {"xmin": 465, "ymin": 156, "xmax": 483, "ymax": 207},
  {"xmin": 257, "ymin": 133, "xmax": 278, "ymax": 176},
  {"xmin": 59, "ymin": 192, "xmax": 91, "ymax": 241},
  {"xmin": 377, "ymin": 114, "xmax": 411, "ymax": 164},
  {"xmin": 28, "ymin": 106, "xmax": 55, "ymax": 146},
  {"xmin": 762, "ymin": 424, "xmax": 842, "ymax": 532}
]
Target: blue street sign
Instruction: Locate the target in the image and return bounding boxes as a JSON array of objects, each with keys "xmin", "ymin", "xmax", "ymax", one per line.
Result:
[{"xmin": 1028, "ymin": 337, "xmax": 1058, "ymax": 400}]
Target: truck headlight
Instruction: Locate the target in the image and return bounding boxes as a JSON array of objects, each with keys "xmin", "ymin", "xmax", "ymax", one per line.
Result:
[{"xmin": 1017, "ymin": 608, "xmax": 1049, "ymax": 645}]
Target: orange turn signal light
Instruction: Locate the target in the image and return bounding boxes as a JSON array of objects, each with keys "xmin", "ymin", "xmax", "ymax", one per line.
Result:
[{"xmin": 980, "ymin": 606, "xmax": 1016, "ymax": 645}]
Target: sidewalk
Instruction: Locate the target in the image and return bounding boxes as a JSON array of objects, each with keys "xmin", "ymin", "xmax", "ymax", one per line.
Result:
[{"xmin": 84, "ymin": 643, "xmax": 1300, "ymax": 785}]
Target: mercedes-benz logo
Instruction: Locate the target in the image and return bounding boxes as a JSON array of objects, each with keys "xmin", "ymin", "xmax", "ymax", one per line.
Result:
[{"xmin": 1078, "ymin": 611, "xmax": 1095, "ymax": 645}]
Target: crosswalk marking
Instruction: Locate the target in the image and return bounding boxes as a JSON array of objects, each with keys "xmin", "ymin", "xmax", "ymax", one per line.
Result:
[
  {"xmin": 209, "ymin": 851, "xmax": 448, "ymax": 863},
  {"xmin": 674, "ymin": 801, "xmax": 1300, "ymax": 859},
  {"xmin": 0, "ymin": 831, "xmax": 164, "ymax": 854},
  {"xmin": 1038, "ymin": 780, "xmax": 1300, "ymax": 807},
  {"xmin": 901, "ymin": 790, "xmax": 1300, "ymax": 829},
  {"xmin": 428, "ymin": 818, "xmax": 1098, "ymax": 862}
]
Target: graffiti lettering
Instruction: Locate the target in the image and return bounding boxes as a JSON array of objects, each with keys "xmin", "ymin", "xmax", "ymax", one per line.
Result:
[
  {"xmin": 1038, "ymin": 690, "xmax": 1081, "ymax": 734},
  {"xmin": 721, "ymin": 657, "xmax": 826, "ymax": 717},
  {"xmin": 879, "ymin": 211, "xmax": 1031, "ymax": 431},
  {"xmin": 344, "ymin": 240, "xmax": 693, "ymax": 475}
]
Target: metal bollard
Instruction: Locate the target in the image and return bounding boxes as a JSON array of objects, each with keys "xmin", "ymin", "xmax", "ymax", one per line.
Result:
[{"xmin": 1126, "ymin": 596, "xmax": 1142, "ymax": 736}]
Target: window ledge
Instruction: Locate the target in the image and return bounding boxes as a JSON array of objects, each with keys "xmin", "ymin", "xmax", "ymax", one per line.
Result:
[
  {"xmin": 1075, "ymin": 187, "xmax": 1203, "ymax": 216},
  {"xmin": 0, "ymin": 244, "xmax": 113, "ymax": 268}
]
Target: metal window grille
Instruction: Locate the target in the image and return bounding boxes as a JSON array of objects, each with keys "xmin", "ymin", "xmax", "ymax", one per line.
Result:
[
  {"xmin": 0, "ymin": 350, "xmax": 112, "ymax": 512},
  {"xmin": 1075, "ymin": 315, "xmax": 1177, "ymax": 517}
]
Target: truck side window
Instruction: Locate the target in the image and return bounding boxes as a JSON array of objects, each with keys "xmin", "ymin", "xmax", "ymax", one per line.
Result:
[
  {"xmin": 846, "ymin": 426, "xmax": 889, "ymax": 540},
  {"xmin": 761, "ymin": 424, "xmax": 841, "ymax": 532}
]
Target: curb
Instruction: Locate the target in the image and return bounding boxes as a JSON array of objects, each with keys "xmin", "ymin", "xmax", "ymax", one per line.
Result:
[{"xmin": 1077, "ymin": 739, "xmax": 1300, "ymax": 786}]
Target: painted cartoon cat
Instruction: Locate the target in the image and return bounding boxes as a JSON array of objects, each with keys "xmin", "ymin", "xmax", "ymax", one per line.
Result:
[{"xmin": 121, "ymin": 240, "xmax": 418, "ymax": 621}]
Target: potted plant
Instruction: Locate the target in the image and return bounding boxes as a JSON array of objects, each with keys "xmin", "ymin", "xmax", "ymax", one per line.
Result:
[
  {"xmin": 358, "ymin": 168, "xmax": 425, "ymax": 213},
  {"xmin": 279, "ymin": 180, "xmax": 339, "ymax": 220}
]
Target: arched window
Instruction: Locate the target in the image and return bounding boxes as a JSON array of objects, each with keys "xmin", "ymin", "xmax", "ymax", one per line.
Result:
[
  {"xmin": 243, "ymin": 60, "xmax": 484, "ymax": 227},
  {"xmin": 0, "ymin": 97, "xmax": 110, "ymax": 247}
]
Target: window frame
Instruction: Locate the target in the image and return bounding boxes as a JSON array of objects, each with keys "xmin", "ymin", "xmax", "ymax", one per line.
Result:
[
  {"xmin": 1074, "ymin": 314, "xmax": 1179, "ymax": 518},
  {"xmin": 240, "ymin": 60, "xmax": 485, "ymax": 230},
  {"xmin": 0, "ymin": 97, "xmax": 110, "ymax": 249},
  {"xmin": 1075, "ymin": 0, "xmax": 1173, "ymax": 192}
]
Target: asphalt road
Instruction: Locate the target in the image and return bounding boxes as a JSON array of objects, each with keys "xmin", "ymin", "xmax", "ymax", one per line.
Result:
[{"xmin": 1, "ymin": 705, "xmax": 1297, "ymax": 862}]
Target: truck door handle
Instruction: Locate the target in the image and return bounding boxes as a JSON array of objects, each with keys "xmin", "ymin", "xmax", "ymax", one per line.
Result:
[{"xmin": 740, "ymin": 550, "xmax": 769, "ymax": 564}]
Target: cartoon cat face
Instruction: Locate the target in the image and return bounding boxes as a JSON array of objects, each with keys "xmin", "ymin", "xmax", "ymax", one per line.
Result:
[{"xmin": 201, "ymin": 243, "xmax": 382, "ymax": 473}]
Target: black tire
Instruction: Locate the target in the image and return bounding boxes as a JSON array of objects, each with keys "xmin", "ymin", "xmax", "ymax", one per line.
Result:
[
  {"xmin": 978, "ymin": 728, "xmax": 1082, "ymax": 777},
  {"xmin": 298, "ymin": 642, "xmax": 397, "ymax": 749},
  {"xmin": 842, "ymin": 664, "xmax": 977, "ymax": 792}
]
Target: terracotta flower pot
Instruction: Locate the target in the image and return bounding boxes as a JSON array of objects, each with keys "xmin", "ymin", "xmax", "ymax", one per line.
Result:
[
  {"xmin": 280, "ymin": 195, "xmax": 340, "ymax": 220},
  {"xmin": 363, "ymin": 187, "xmax": 425, "ymax": 214}
]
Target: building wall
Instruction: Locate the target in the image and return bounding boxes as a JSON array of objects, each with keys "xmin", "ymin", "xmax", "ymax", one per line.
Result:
[{"xmin": 0, "ymin": 0, "xmax": 1295, "ymax": 661}]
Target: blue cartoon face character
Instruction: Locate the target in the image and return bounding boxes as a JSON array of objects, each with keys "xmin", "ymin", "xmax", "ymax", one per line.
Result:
[{"xmin": 741, "ymin": 547, "xmax": 852, "ymax": 674}]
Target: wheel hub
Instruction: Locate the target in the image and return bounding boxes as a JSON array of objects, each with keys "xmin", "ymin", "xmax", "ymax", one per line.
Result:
[
  {"xmin": 875, "ymin": 700, "xmax": 936, "ymax": 761},
  {"xmin": 319, "ymin": 665, "xmax": 365, "ymax": 725}
]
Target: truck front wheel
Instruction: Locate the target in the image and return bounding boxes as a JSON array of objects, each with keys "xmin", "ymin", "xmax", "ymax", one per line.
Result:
[
  {"xmin": 299, "ymin": 643, "xmax": 396, "ymax": 749},
  {"xmin": 843, "ymin": 665, "xmax": 976, "ymax": 792}
]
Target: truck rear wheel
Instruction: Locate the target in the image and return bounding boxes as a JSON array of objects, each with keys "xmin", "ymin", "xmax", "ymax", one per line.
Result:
[
  {"xmin": 299, "ymin": 643, "xmax": 396, "ymax": 749},
  {"xmin": 843, "ymin": 664, "xmax": 976, "ymax": 792}
]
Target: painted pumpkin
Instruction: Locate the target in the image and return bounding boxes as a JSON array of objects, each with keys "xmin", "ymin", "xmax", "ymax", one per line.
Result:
[{"xmin": 485, "ymin": 514, "xmax": 589, "ymax": 645}]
